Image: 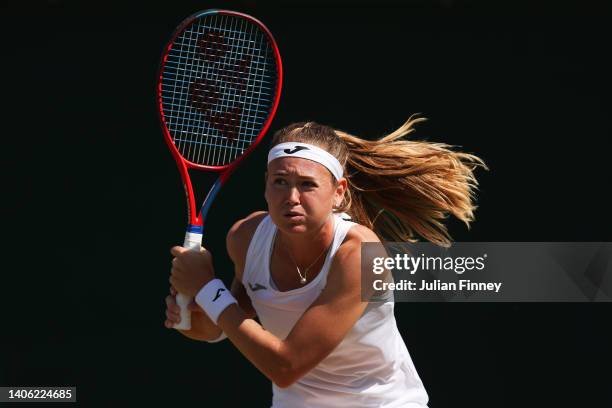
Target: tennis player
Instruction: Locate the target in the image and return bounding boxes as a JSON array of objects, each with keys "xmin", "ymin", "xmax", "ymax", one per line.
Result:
[{"xmin": 165, "ymin": 117, "xmax": 485, "ymax": 407}]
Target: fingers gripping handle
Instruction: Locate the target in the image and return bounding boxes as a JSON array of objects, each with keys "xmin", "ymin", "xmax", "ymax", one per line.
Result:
[{"xmin": 173, "ymin": 230, "xmax": 203, "ymax": 330}]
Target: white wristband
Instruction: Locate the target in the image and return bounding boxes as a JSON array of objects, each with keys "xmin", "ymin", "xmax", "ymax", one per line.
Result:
[{"xmin": 195, "ymin": 279, "xmax": 237, "ymax": 325}]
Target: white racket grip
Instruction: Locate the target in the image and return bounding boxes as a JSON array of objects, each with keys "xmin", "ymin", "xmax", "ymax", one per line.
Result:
[
  {"xmin": 183, "ymin": 231, "xmax": 203, "ymax": 250},
  {"xmin": 173, "ymin": 231, "xmax": 203, "ymax": 331}
]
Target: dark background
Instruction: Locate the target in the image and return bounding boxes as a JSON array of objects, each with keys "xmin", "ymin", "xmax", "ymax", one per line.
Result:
[{"xmin": 2, "ymin": 0, "xmax": 611, "ymax": 406}]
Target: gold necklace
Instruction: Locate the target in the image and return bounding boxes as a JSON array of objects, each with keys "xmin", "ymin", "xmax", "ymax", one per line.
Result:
[{"xmin": 279, "ymin": 236, "xmax": 331, "ymax": 284}]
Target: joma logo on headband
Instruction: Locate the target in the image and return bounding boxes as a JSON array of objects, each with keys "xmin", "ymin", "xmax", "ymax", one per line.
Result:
[{"xmin": 283, "ymin": 146, "xmax": 309, "ymax": 154}]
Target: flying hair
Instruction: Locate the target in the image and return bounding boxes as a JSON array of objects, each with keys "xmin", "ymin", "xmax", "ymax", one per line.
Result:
[{"xmin": 270, "ymin": 115, "xmax": 488, "ymax": 247}]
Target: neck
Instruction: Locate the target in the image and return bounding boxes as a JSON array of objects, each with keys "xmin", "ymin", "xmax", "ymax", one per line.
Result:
[{"xmin": 277, "ymin": 214, "xmax": 335, "ymax": 267}]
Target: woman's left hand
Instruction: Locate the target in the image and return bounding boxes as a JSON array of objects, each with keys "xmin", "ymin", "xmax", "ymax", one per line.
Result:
[{"xmin": 169, "ymin": 246, "xmax": 215, "ymax": 298}]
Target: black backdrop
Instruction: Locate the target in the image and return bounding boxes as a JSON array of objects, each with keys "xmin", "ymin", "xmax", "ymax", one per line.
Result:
[{"xmin": 2, "ymin": 1, "xmax": 611, "ymax": 406}]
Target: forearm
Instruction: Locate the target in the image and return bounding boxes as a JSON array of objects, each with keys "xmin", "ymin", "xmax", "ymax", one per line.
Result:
[{"xmin": 217, "ymin": 305, "xmax": 297, "ymax": 387}]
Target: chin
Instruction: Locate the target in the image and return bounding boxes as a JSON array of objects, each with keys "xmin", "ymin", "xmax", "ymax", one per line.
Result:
[
  {"xmin": 285, "ymin": 227, "xmax": 308, "ymax": 236},
  {"xmin": 279, "ymin": 220, "xmax": 308, "ymax": 234},
  {"xmin": 270, "ymin": 215, "xmax": 308, "ymax": 233}
]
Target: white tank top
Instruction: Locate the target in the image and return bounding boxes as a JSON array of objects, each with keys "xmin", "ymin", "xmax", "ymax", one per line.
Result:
[{"xmin": 243, "ymin": 213, "xmax": 429, "ymax": 408}]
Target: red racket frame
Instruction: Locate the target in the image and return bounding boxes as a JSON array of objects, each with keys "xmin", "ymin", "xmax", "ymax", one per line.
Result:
[{"xmin": 157, "ymin": 9, "xmax": 283, "ymax": 229}]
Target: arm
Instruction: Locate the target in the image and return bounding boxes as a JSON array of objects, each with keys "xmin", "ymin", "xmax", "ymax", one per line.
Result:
[
  {"xmin": 166, "ymin": 277, "xmax": 256, "ymax": 342},
  {"xmin": 165, "ymin": 214, "xmax": 261, "ymax": 341},
  {"xmin": 219, "ymin": 225, "xmax": 378, "ymax": 388}
]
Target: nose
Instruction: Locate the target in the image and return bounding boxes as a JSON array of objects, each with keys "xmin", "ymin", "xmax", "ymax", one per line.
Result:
[{"xmin": 285, "ymin": 186, "xmax": 300, "ymax": 206}]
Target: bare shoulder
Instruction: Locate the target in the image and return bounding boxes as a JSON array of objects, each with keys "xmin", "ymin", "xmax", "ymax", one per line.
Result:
[
  {"xmin": 330, "ymin": 224, "xmax": 380, "ymax": 276},
  {"xmin": 336, "ymin": 223, "xmax": 381, "ymax": 257},
  {"xmin": 345, "ymin": 223, "xmax": 381, "ymax": 244},
  {"xmin": 317, "ymin": 223, "xmax": 382, "ymax": 305},
  {"xmin": 321, "ymin": 223, "xmax": 387, "ymax": 304},
  {"xmin": 226, "ymin": 211, "xmax": 268, "ymax": 266}
]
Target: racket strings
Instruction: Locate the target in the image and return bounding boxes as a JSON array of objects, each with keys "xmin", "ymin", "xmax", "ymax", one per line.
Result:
[{"xmin": 160, "ymin": 13, "xmax": 278, "ymax": 166}]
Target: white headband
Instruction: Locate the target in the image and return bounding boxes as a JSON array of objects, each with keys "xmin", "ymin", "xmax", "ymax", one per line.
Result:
[{"xmin": 267, "ymin": 142, "xmax": 344, "ymax": 180}]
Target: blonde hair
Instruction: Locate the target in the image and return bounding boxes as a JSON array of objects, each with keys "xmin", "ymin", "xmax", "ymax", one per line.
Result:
[{"xmin": 270, "ymin": 115, "xmax": 487, "ymax": 247}]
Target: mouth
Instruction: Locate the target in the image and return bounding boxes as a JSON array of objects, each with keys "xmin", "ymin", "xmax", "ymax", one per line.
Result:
[{"xmin": 283, "ymin": 211, "xmax": 304, "ymax": 218}]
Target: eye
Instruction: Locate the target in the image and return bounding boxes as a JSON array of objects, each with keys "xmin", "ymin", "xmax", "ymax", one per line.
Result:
[
  {"xmin": 273, "ymin": 178, "xmax": 287, "ymax": 185},
  {"xmin": 302, "ymin": 181, "xmax": 317, "ymax": 188}
]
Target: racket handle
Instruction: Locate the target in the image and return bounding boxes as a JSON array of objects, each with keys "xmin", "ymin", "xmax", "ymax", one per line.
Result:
[{"xmin": 173, "ymin": 229, "xmax": 203, "ymax": 331}]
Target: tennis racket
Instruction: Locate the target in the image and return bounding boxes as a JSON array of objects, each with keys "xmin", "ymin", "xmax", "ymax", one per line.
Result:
[{"xmin": 157, "ymin": 9, "xmax": 282, "ymax": 330}]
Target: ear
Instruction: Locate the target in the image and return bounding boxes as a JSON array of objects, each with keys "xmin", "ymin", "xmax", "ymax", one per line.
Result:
[{"xmin": 334, "ymin": 178, "xmax": 348, "ymax": 206}]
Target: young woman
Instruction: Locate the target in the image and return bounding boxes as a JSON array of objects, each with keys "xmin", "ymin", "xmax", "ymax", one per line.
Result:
[{"xmin": 165, "ymin": 116, "xmax": 486, "ymax": 407}]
